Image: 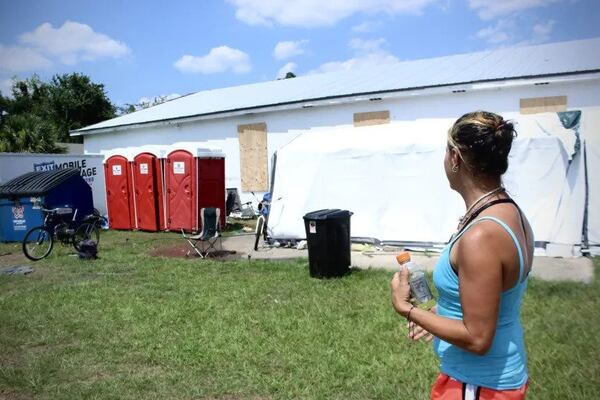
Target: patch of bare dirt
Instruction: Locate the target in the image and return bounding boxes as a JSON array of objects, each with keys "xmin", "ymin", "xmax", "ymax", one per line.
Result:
[
  {"xmin": 0, "ymin": 389, "xmax": 35, "ymax": 400},
  {"xmin": 0, "ymin": 251, "xmax": 27, "ymax": 265},
  {"xmin": 148, "ymin": 244, "xmax": 242, "ymax": 261}
]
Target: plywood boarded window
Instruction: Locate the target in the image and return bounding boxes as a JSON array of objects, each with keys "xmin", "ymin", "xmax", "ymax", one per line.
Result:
[
  {"xmin": 353, "ymin": 110, "xmax": 390, "ymax": 127},
  {"xmin": 238, "ymin": 123, "xmax": 268, "ymax": 192},
  {"xmin": 520, "ymin": 96, "xmax": 567, "ymax": 114}
]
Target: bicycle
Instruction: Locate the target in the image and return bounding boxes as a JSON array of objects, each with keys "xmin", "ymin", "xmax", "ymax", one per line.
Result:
[
  {"xmin": 73, "ymin": 208, "xmax": 107, "ymax": 250},
  {"xmin": 228, "ymin": 201, "xmax": 258, "ymax": 219},
  {"xmin": 253, "ymin": 193, "xmax": 280, "ymax": 251},
  {"xmin": 22, "ymin": 207, "xmax": 105, "ymax": 261}
]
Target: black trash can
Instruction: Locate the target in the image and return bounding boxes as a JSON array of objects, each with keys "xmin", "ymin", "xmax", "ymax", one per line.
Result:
[{"xmin": 303, "ymin": 209, "xmax": 353, "ymax": 278}]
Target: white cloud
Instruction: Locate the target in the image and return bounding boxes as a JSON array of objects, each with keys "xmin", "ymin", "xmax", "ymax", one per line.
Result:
[
  {"xmin": 351, "ymin": 20, "xmax": 383, "ymax": 33},
  {"xmin": 277, "ymin": 62, "xmax": 297, "ymax": 78},
  {"xmin": 0, "ymin": 78, "xmax": 14, "ymax": 97},
  {"xmin": 19, "ymin": 21, "xmax": 130, "ymax": 65},
  {"xmin": 468, "ymin": 0, "xmax": 560, "ymax": 20},
  {"xmin": 476, "ymin": 18, "xmax": 555, "ymax": 46},
  {"xmin": 174, "ymin": 46, "xmax": 251, "ymax": 74},
  {"xmin": 515, "ymin": 19, "xmax": 556, "ymax": 46},
  {"xmin": 532, "ymin": 19, "xmax": 555, "ymax": 42},
  {"xmin": 308, "ymin": 38, "xmax": 400, "ymax": 74},
  {"xmin": 0, "ymin": 45, "xmax": 52, "ymax": 72},
  {"xmin": 309, "ymin": 38, "xmax": 399, "ymax": 74},
  {"xmin": 273, "ymin": 40, "xmax": 308, "ymax": 60},
  {"xmin": 310, "ymin": 52, "xmax": 400, "ymax": 74},
  {"xmin": 349, "ymin": 38, "xmax": 387, "ymax": 53},
  {"xmin": 227, "ymin": 0, "xmax": 438, "ymax": 27},
  {"xmin": 475, "ymin": 19, "xmax": 514, "ymax": 44}
]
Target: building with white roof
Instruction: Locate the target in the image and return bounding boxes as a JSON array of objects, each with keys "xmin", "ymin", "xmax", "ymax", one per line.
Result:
[{"xmin": 73, "ymin": 38, "xmax": 600, "ymax": 251}]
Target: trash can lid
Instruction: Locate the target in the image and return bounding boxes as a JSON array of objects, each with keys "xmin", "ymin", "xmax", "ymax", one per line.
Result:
[
  {"xmin": 0, "ymin": 168, "xmax": 80, "ymax": 198},
  {"xmin": 303, "ymin": 209, "xmax": 353, "ymax": 220}
]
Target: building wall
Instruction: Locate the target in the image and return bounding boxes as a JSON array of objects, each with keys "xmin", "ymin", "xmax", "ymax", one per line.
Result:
[
  {"xmin": 0, "ymin": 153, "xmax": 106, "ymax": 215},
  {"xmin": 83, "ymin": 78, "xmax": 600, "ymax": 205}
]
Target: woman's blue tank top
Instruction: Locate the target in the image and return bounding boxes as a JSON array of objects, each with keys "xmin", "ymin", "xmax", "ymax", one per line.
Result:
[{"xmin": 432, "ymin": 216, "xmax": 529, "ymax": 390}]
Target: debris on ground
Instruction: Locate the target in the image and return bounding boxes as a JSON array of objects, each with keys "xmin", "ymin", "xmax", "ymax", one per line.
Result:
[{"xmin": 1, "ymin": 266, "xmax": 34, "ymax": 275}]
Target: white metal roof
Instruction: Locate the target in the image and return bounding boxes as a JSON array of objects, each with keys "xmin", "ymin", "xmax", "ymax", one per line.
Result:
[
  {"xmin": 133, "ymin": 145, "xmax": 168, "ymax": 159},
  {"xmin": 102, "ymin": 147, "xmax": 138, "ymax": 162},
  {"xmin": 166, "ymin": 142, "xmax": 225, "ymax": 158},
  {"xmin": 74, "ymin": 37, "xmax": 600, "ymax": 135}
]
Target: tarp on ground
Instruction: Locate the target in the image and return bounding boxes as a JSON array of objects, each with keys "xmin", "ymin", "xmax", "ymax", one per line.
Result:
[{"xmin": 268, "ymin": 112, "xmax": 591, "ymax": 253}]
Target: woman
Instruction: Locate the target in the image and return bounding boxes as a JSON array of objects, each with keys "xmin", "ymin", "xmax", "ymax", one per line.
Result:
[{"xmin": 391, "ymin": 111, "xmax": 533, "ymax": 399}]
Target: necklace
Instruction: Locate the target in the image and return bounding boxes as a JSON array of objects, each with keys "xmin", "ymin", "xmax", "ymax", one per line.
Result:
[{"xmin": 458, "ymin": 186, "xmax": 505, "ymax": 227}]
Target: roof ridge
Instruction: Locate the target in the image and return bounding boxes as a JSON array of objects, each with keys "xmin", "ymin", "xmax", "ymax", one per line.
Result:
[{"xmin": 73, "ymin": 37, "xmax": 600, "ymax": 135}]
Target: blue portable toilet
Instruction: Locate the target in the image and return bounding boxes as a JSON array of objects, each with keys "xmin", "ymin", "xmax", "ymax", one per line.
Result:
[{"xmin": 0, "ymin": 168, "xmax": 94, "ymax": 242}]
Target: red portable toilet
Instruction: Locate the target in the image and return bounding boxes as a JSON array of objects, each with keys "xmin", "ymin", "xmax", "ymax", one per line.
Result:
[
  {"xmin": 104, "ymin": 150, "xmax": 135, "ymax": 230},
  {"xmin": 197, "ymin": 148, "xmax": 226, "ymax": 228},
  {"xmin": 132, "ymin": 146, "xmax": 167, "ymax": 231},
  {"xmin": 165, "ymin": 144, "xmax": 226, "ymax": 232},
  {"xmin": 165, "ymin": 147, "xmax": 198, "ymax": 232}
]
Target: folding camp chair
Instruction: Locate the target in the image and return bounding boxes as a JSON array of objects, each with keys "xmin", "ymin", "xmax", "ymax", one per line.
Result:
[{"xmin": 181, "ymin": 207, "xmax": 222, "ymax": 258}]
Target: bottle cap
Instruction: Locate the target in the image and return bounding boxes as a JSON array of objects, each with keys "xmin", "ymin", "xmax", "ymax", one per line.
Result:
[{"xmin": 396, "ymin": 251, "xmax": 411, "ymax": 265}]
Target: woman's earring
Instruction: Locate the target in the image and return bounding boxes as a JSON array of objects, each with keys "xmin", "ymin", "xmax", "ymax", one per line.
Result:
[{"xmin": 452, "ymin": 164, "xmax": 459, "ymax": 173}]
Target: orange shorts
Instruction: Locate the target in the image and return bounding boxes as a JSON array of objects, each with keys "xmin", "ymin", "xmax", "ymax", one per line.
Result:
[{"xmin": 431, "ymin": 373, "xmax": 528, "ymax": 400}]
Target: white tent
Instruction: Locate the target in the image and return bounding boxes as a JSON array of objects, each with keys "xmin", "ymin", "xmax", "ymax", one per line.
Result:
[{"xmin": 268, "ymin": 112, "xmax": 594, "ymax": 256}]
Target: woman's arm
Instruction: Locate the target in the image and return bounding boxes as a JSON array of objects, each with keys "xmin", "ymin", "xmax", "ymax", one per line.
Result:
[{"xmin": 391, "ymin": 224, "xmax": 503, "ymax": 355}]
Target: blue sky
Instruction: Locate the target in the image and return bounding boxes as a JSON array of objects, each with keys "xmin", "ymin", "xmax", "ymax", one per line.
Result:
[{"xmin": 1, "ymin": 0, "xmax": 599, "ymax": 107}]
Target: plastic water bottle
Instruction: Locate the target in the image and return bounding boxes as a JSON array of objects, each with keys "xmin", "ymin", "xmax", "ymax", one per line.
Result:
[{"xmin": 396, "ymin": 251, "xmax": 435, "ymax": 309}]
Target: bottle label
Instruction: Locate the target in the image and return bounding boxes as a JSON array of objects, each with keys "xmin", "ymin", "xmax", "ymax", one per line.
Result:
[{"xmin": 410, "ymin": 276, "xmax": 434, "ymax": 304}]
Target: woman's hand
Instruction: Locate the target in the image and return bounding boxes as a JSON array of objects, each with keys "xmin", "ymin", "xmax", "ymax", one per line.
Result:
[
  {"xmin": 390, "ymin": 266, "xmax": 412, "ymax": 316},
  {"xmin": 407, "ymin": 321, "xmax": 434, "ymax": 341},
  {"xmin": 407, "ymin": 307, "xmax": 436, "ymax": 341}
]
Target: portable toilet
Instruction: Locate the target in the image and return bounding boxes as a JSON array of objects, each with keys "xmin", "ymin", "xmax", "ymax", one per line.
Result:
[
  {"xmin": 165, "ymin": 143, "xmax": 226, "ymax": 232},
  {"xmin": 104, "ymin": 149, "xmax": 136, "ymax": 230},
  {"xmin": 165, "ymin": 146, "xmax": 197, "ymax": 231},
  {"xmin": 132, "ymin": 146, "xmax": 167, "ymax": 231},
  {"xmin": 0, "ymin": 168, "xmax": 93, "ymax": 242},
  {"xmin": 197, "ymin": 148, "xmax": 226, "ymax": 228}
]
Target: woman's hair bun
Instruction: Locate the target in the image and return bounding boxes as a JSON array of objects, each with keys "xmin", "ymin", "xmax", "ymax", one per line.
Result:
[{"xmin": 449, "ymin": 111, "xmax": 517, "ymax": 177}]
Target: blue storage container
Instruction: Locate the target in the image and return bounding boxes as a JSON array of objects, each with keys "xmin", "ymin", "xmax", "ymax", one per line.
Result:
[{"xmin": 0, "ymin": 168, "xmax": 93, "ymax": 242}]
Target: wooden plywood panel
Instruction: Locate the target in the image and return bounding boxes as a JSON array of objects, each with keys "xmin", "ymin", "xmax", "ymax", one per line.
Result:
[
  {"xmin": 238, "ymin": 123, "xmax": 268, "ymax": 192},
  {"xmin": 520, "ymin": 96, "xmax": 567, "ymax": 114},
  {"xmin": 353, "ymin": 110, "xmax": 390, "ymax": 127}
]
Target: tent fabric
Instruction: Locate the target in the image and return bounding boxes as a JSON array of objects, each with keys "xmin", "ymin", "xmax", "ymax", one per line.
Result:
[
  {"xmin": 581, "ymin": 110, "xmax": 600, "ymax": 245},
  {"xmin": 269, "ymin": 121, "xmax": 463, "ymax": 243},
  {"xmin": 503, "ymin": 137, "xmax": 570, "ymax": 243},
  {"xmin": 268, "ymin": 112, "xmax": 592, "ymax": 251},
  {"xmin": 548, "ymin": 140, "xmax": 586, "ymax": 245}
]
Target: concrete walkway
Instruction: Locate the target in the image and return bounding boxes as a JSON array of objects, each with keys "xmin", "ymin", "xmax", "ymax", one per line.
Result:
[{"xmin": 224, "ymin": 234, "xmax": 595, "ymax": 283}]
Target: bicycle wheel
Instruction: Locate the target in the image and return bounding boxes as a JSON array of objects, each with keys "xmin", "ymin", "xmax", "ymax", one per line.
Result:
[
  {"xmin": 254, "ymin": 216, "xmax": 264, "ymax": 251},
  {"xmin": 22, "ymin": 227, "xmax": 54, "ymax": 261},
  {"xmin": 262, "ymin": 217, "xmax": 269, "ymax": 242},
  {"xmin": 73, "ymin": 222, "xmax": 100, "ymax": 251}
]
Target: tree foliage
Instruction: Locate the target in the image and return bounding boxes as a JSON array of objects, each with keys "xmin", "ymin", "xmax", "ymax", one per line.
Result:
[
  {"xmin": 0, "ymin": 73, "xmax": 116, "ymax": 153},
  {"xmin": 0, "ymin": 113, "xmax": 66, "ymax": 153}
]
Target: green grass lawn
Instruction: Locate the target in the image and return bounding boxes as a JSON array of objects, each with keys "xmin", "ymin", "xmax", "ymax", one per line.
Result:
[{"xmin": 1, "ymin": 231, "xmax": 599, "ymax": 399}]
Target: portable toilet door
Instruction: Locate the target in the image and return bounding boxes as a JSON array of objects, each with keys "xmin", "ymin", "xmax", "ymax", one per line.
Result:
[
  {"xmin": 132, "ymin": 152, "xmax": 166, "ymax": 232},
  {"xmin": 166, "ymin": 149, "xmax": 197, "ymax": 232},
  {"xmin": 197, "ymin": 149, "xmax": 226, "ymax": 228},
  {"xmin": 104, "ymin": 155, "xmax": 135, "ymax": 230}
]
